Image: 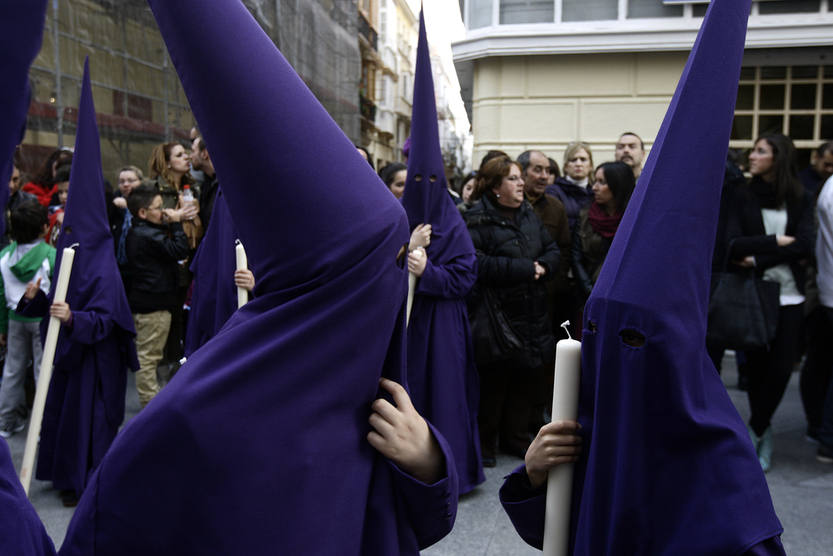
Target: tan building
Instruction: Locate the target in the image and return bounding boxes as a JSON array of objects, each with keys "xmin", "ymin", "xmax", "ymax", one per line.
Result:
[{"xmin": 453, "ymin": 0, "xmax": 833, "ymax": 169}]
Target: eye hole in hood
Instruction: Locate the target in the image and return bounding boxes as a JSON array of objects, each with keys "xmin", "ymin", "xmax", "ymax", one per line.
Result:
[{"xmin": 620, "ymin": 328, "xmax": 646, "ymax": 348}]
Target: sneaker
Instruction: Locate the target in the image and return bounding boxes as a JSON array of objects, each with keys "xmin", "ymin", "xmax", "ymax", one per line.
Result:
[
  {"xmin": 817, "ymin": 444, "xmax": 833, "ymax": 464},
  {"xmin": 0, "ymin": 420, "xmax": 25, "ymax": 439},
  {"xmin": 481, "ymin": 455, "xmax": 497, "ymax": 468}
]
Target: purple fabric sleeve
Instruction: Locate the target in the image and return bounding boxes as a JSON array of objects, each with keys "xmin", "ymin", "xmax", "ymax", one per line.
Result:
[
  {"xmin": 65, "ymin": 310, "xmax": 114, "ymax": 346},
  {"xmin": 16, "ymin": 288, "xmax": 49, "ymax": 318},
  {"xmin": 498, "ymin": 465, "xmax": 547, "ymax": 550},
  {"xmin": 386, "ymin": 422, "xmax": 458, "ymax": 549},
  {"xmin": 415, "ymin": 251, "xmax": 476, "ymax": 299}
]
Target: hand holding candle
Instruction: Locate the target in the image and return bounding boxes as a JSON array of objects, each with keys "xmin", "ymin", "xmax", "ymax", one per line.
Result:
[{"xmin": 542, "ymin": 321, "xmax": 582, "ymax": 556}]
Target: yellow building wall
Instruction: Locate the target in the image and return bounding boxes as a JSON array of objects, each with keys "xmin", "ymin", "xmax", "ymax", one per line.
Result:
[{"xmin": 471, "ymin": 51, "xmax": 688, "ymax": 169}]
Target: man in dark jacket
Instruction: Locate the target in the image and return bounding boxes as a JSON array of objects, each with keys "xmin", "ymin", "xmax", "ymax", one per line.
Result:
[
  {"xmin": 125, "ymin": 184, "xmax": 191, "ymax": 407},
  {"xmin": 799, "ymin": 141, "xmax": 833, "ymax": 195},
  {"xmin": 191, "ymin": 135, "xmax": 219, "ymax": 231}
]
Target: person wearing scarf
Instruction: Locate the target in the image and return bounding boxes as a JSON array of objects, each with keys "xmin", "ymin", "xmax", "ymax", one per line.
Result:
[
  {"xmin": 546, "ymin": 141, "xmax": 595, "ymax": 235},
  {"xmin": 571, "ymin": 161, "xmax": 635, "ymax": 303}
]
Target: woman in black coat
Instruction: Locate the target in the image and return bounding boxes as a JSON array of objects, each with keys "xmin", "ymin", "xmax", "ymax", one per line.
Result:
[
  {"xmin": 729, "ymin": 133, "xmax": 813, "ymax": 472},
  {"xmin": 464, "ymin": 155, "xmax": 560, "ymax": 466}
]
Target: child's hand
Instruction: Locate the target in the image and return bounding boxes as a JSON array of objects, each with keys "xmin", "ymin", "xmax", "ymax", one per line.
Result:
[
  {"xmin": 49, "ymin": 301, "xmax": 72, "ymax": 324},
  {"xmin": 525, "ymin": 420, "xmax": 582, "ymax": 489},
  {"xmin": 179, "ymin": 203, "xmax": 198, "ymax": 221},
  {"xmin": 368, "ymin": 378, "xmax": 444, "ymax": 484},
  {"xmin": 407, "ymin": 248, "xmax": 427, "ymax": 277},
  {"xmin": 234, "ymin": 269, "xmax": 255, "ymax": 292},
  {"xmin": 409, "ymin": 223, "xmax": 432, "ymax": 250},
  {"xmin": 113, "ymin": 197, "xmax": 127, "ymax": 209},
  {"xmin": 24, "ymin": 278, "xmax": 42, "ymax": 300}
]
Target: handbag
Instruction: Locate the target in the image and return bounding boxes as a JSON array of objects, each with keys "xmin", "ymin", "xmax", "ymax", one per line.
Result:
[
  {"xmin": 706, "ymin": 267, "xmax": 780, "ymax": 351},
  {"xmin": 469, "ymin": 287, "xmax": 523, "ymax": 367}
]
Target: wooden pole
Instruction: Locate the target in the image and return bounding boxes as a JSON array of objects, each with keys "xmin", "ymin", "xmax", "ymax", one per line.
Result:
[{"xmin": 20, "ymin": 245, "xmax": 77, "ymax": 495}]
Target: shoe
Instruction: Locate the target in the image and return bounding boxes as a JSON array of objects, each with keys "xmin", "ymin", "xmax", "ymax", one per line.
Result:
[
  {"xmin": 817, "ymin": 444, "xmax": 833, "ymax": 464},
  {"xmin": 747, "ymin": 424, "xmax": 761, "ymax": 452},
  {"xmin": 60, "ymin": 489, "xmax": 79, "ymax": 508},
  {"xmin": 481, "ymin": 455, "xmax": 496, "ymax": 468},
  {"xmin": 0, "ymin": 420, "xmax": 25, "ymax": 439},
  {"xmin": 758, "ymin": 427, "xmax": 773, "ymax": 472}
]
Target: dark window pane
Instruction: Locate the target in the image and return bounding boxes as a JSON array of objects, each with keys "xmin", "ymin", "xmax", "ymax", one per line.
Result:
[
  {"xmin": 732, "ymin": 115, "xmax": 753, "ymax": 141},
  {"xmin": 792, "ymin": 66, "xmax": 819, "ymax": 79},
  {"xmin": 740, "ymin": 67, "xmax": 756, "ymax": 81},
  {"xmin": 823, "ymin": 84, "xmax": 833, "ymax": 109},
  {"xmin": 760, "ymin": 67, "xmax": 786, "ymax": 80},
  {"xmin": 736, "ymin": 85, "xmax": 754, "ymax": 110},
  {"xmin": 791, "ymin": 84, "xmax": 817, "ymax": 110},
  {"xmin": 693, "ymin": 4, "xmax": 708, "ymax": 17},
  {"xmin": 759, "ymin": 84, "xmax": 785, "ymax": 109},
  {"xmin": 758, "ymin": 114, "xmax": 784, "ymax": 136},
  {"xmin": 789, "ymin": 115, "xmax": 815, "ymax": 140},
  {"xmin": 759, "ymin": 0, "xmax": 820, "ymax": 15},
  {"xmin": 825, "ymin": 66, "xmax": 833, "ymax": 79},
  {"xmin": 627, "ymin": 0, "xmax": 683, "ymax": 18},
  {"xmin": 822, "ymin": 115, "xmax": 833, "ymax": 139}
]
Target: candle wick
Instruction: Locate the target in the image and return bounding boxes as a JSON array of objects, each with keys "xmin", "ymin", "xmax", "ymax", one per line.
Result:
[
  {"xmin": 68, "ymin": 242, "xmax": 80, "ymax": 250},
  {"xmin": 560, "ymin": 321, "xmax": 572, "ymax": 340}
]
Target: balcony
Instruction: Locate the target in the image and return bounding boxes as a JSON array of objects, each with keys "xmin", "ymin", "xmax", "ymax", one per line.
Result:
[
  {"xmin": 360, "ymin": 94, "xmax": 377, "ymax": 122},
  {"xmin": 359, "ymin": 12, "xmax": 378, "ymax": 51}
]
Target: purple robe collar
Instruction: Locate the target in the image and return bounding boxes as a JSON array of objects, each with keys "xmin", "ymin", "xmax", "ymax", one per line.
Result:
[{"xmin": 571, "ymin": 0, "xmax": 783, "ymax": 553}]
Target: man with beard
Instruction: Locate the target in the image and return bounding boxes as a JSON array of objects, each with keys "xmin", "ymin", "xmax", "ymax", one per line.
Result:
[{"xmin": 614, "ymin": 131, "xmax": 646, "ymax": 180}]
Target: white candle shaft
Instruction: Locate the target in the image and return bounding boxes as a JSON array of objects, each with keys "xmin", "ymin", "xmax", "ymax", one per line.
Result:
[
  {"xmin": 406, "ymin": 273, "xmax": 416, "ymax": 325},
  {"xmin": 235, "ymin": 243, "xmax": 248, "ymax": 309},
  {"xmin": 20, "ymin": 247, "xmax": 76, "ymax": 495},
  {"xmin": 542, "ymin": 338, "xmax": 582, "ymax": 556}
]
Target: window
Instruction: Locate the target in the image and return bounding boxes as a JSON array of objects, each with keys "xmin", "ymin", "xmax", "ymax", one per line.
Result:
[
  {"xmin": 731, "ymin": 65, "xmax": 833, "ymax": 163},
  {"xmin": 469, "ymin": 0, "xmax": 494, "ymax": 28},
  {"xmin": 500, "ymin": 0, "xmax": 554, "ymax": 24},
  {"xmin": 628, "ymin": 0, "xmax": 683, "ymax": 18},
  {"xmin": 563, "ymin": 0, "xmax": 618, "ymax": 22},
  {"xmin": 758, "ymin": 0, "xmax": 821, "ymax": 15}
]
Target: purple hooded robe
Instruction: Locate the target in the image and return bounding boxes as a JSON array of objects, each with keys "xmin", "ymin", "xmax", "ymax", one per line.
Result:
[
  {"xmin": 22, "ymin": 61, "xmax": 138, "ymax": 498},
  {"xmin": 401, "ymin": 9, "xmax": 483, "ymax": 495},
  {"xmin": 57, "ymin": 1, "xmax": 457, "ymax": 554},
  {"xmin": 500, "ymin": 0, "xmax": 785, "ymax": 554}
]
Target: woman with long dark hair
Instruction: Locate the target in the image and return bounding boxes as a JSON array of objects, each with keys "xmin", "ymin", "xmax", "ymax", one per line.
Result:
[
  {"xmin": 464, "ymin": 154, "xmax": 560, "ymax": 466},
  {"xmin": 571, "ymin": 161, "xmax": 635, "ymax": 303},
  {"xmin": 730, "ymin": 133, "xmax": 813, "ymax": 471}
]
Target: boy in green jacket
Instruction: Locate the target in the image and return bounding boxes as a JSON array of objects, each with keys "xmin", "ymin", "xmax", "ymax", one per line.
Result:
[{"xmin": 0, "ymin": 201, "xmax": 54, "ymax": 437}]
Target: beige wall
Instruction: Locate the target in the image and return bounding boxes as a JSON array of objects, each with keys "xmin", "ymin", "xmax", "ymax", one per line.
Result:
[{"xmin": 470, "ymin": 51, "xmax": 689, "ymax": 169}]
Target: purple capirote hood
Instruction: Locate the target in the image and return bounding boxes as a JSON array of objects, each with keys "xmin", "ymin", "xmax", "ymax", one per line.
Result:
[{"xmin": 571, "ymin": 0, "xmax": 784, "ymax": 554}]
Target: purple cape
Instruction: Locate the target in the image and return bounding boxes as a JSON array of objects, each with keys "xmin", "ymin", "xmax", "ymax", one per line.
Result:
[
  {"xmin": 568, "ymin": 0, "xmax": 783, "ymax": 553},
  {"xmin": 34, "ymin": 61, "xmax": 138, "ymax": 497},
  {"xmin": 184, "ymin": 187, "xmax": 238, "ymax": 357},
  {"xmin": 401, "ymin": 9, "xmax": 483, "ymax": 494},
  {"xmin": 58, "ymin": 0, "xmax": 458, "ymax": 553},
  {"xmin": 0, "ymin": 439, "xmax": 55, "ymax": 556},
  {"xmin": 0, "ymin": 0, "xmax": 47, "ymax": 238}
]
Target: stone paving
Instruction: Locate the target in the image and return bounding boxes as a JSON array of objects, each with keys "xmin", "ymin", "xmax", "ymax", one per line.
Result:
[{"xmin": 7, "ymin": 354, "xmax": 833, "ymax": 553}]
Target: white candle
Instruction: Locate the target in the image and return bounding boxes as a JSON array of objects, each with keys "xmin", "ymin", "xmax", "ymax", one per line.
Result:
[
  {"xmin": 235, "ymin": 240, "xmax": 248, "ymax": 309},
  {"xmin": 542, "ymin": 321, "xmax": 582, "ymax": 556},
  {"xmin": 406, "ymin": 248, "xmax": 422, "ymax": 325},
  {"xmin": 20, "ymin": 245, "xmax": 77, "ymax": 495}
]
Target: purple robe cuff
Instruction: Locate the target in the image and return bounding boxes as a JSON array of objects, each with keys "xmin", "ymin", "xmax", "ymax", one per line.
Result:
[
  {"xmin": 16, "ymin": 289, "xmax": 49, "ymax": 318},
  {"xmin": 386, "ymin": 422, "xmax": 458, "ymax": 549},
  {"xmin": 499, "ymin": 464, "xmax": 546, "ymax": 550},
  {"xmin": 64, "ymin": 310, "xmax": 114, "ymax": 346}
]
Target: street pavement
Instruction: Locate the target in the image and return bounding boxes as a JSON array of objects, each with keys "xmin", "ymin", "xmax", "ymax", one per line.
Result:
[{"xmin": 7, "ymin": 353, "xmax": 833, "ymax": 553}]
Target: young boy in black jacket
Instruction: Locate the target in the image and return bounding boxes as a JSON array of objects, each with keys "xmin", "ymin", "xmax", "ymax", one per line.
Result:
[{"xmin": 126, "ymin": 184, "xmax": 193, "ymax": 407}]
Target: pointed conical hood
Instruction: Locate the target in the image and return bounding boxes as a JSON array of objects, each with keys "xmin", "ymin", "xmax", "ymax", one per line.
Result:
[
  {"xmin": 59, "ymin": 2, "xmax": 434, "ymax": 553},
  {"xmin": 0, "ymin": 0, "xmax": 48, "ymax": 238},
  {"xmin": 571, "ymin": 1, "xmax": 783, "ymax": 553},
  {"xmin": 401, "ymin": 8, "xmax": 474, "ymax": 266},
  {"xmin": 148, "ymin": 0, "xmax": 404, "ymax": 296},
  {"xmin": 52, "ymin": 59, "xmax": 136, "ymax": 362}
]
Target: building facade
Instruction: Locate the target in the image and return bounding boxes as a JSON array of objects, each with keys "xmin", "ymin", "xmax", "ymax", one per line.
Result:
[
  {"xmin": 453, "ymin": 0, "xmax": 833, "ymax": 168},
  {"xmin": 20, "ymin": 0, "xmax": 361, "ymax": 183}
]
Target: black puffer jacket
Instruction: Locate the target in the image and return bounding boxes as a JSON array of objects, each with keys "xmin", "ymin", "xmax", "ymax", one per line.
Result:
[
  {"xmin": 464, "ymin": 195, "xmax": 560, "ymax": 369},
  {"xmin": 125, "ymin": 219, "xmax": 190, "ymax": 313}
]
